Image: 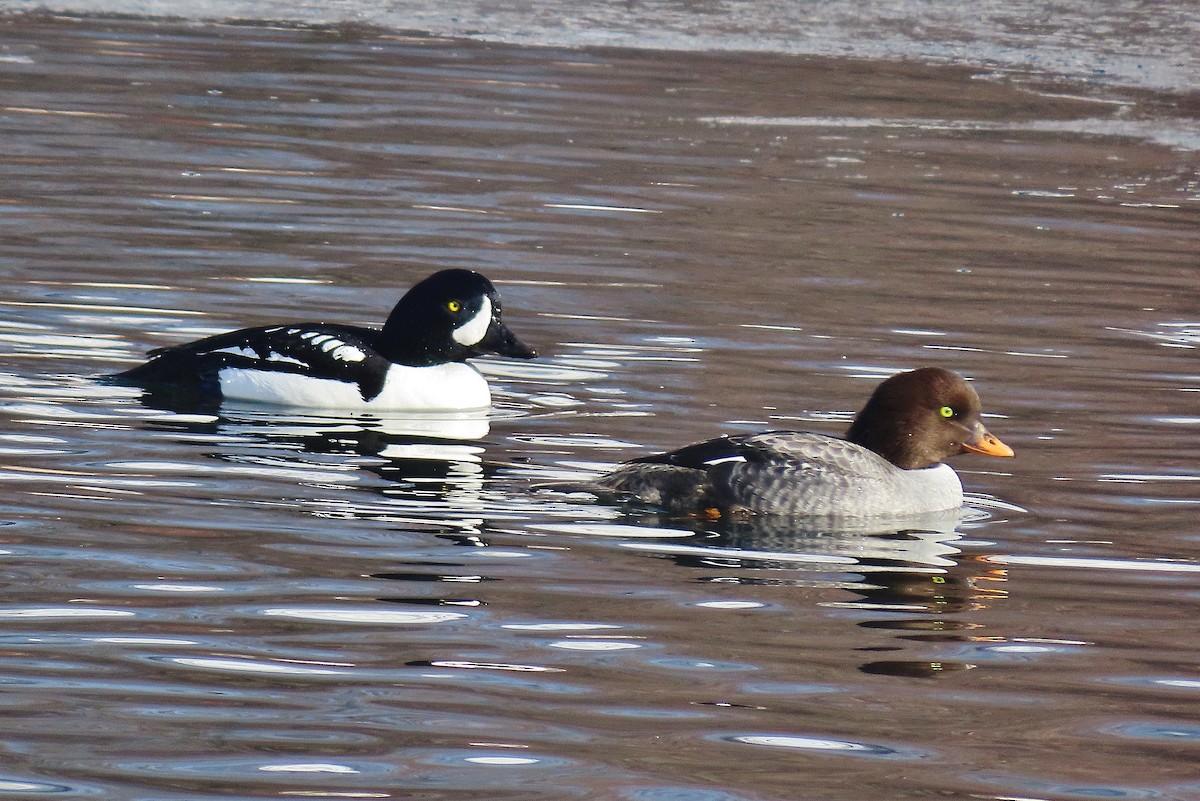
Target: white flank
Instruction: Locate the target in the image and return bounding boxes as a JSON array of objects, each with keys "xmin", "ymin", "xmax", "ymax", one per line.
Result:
[
  {"xmin": 374, "ymin": 363, "xmax": 491, "ymax": 409},
  {"xmin": 218, "ymin": 362, "xmax": 491, "ymax": 411},
  {"xmin": 452, "ymin": 296, "xmax": 492, "ymax": 347},
  {"xmin": 219, "ymin": 369, "xmax": 363, "ymax": 408}
]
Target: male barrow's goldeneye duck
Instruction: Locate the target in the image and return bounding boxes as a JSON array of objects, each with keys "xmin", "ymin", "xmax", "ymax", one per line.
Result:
[
  {"xmin": 579, "ymin": 367, "xmax": 1014, "ymax": 518},
  {"xmin": 113, "ymin": 269, "xmax": 536, "ymax": 411}
]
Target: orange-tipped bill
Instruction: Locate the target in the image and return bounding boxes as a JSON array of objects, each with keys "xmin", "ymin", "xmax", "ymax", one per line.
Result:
[{"xmin": 963, "ymin": 426, "xmax": 1014, "ymax": 457}]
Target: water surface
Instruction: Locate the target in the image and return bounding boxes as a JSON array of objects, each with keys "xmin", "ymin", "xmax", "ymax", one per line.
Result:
[{"xmin": 1, "ymin": 15, "xmax": 1199, "ymax": 801}]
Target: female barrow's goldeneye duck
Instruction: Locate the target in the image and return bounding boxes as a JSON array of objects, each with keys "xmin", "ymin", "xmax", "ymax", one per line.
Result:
[
  {"xmin": 113, "ymin": 269, "xmax": 536, "ymax": 411},
  {"xmin": 578, "ymin": 367, "xmax": 1014, "ymax": 518}
]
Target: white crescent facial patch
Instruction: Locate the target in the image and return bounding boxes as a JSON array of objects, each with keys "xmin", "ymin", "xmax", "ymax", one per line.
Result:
[{"xmin": 451, "ymin": 295, "xmax": 492, "ymax": 347}]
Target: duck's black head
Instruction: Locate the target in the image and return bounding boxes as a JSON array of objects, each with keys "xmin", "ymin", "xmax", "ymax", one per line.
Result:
[{"xmin": 380, "ymin": 269, "xmax": 537, "ymax": 365}]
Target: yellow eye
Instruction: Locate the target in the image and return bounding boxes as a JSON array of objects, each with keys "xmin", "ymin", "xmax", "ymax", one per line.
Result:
[
  {"xmin": 939, "ymin": 406, "xmax": 955, "ymax": 418},
  {"xmin": 447, "ymin": 299, "xmax": 462, "ymax": 313}
]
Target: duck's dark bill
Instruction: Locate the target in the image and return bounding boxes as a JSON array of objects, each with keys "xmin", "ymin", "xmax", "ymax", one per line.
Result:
[{"xmin": 481, "ymin": 322, "xmax": 537, "ymax": 359}]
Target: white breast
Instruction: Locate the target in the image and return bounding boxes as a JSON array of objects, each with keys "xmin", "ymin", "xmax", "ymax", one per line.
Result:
[
  {"xmin": 372, "ymin": 363, "xmax": 492, "ymax": 411},
  {"xmin": 885, "ymin": 463, "xmax": 964, "ymax": 515},
  {"xmin": 217, "ymin": 362, "xmax": 492, "ymax": 411}
]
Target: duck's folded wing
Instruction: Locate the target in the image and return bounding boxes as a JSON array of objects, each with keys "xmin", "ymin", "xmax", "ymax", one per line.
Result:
[
  {"xmin": 707, "ymin": 431, "xmax": 898, "ymax": 515},
  {"xmin": 637, "ymin": 431, "xmax": 889, "ymax": 477},
  {"xmin": 131, "ymin": 324, "xmax": 389, "ymax": 395},
  {"xmin": 732, "ymin": 431, "xmax": 896, "ymax": 479},
  {"xmin": 630, "ymin": 434, "xmax": 747, "ymax": 469}
]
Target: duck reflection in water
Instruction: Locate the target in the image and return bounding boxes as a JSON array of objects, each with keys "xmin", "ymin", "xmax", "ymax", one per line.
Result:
[
  {"xmin": 133, "ymin": 402, "xmax": 513, "ymax": 522},
  {"xmin": 613, "ymin": 508, "xmax": 1011, "ymax": 678}
]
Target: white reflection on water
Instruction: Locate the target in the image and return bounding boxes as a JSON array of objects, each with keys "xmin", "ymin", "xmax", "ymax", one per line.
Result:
[
  {"xmin": 502, "ymin": 623, "xmax": 622, "ymax": 631},
  {"xmin": 261, "ymin": 608, "xmax": 469, "ymax": 624},
  {"xmin": 693, "ymin": 600, "xmax": 767, "ymax": 610},
  {"xmin": 733, "ymin": 734, "xmax": 875, "ymax": 751},
  {"xmin": 0, "ymin": 780, "xmax": 74, "ymax": 793},
  {"xmin": 258, "ymin": 763, "xmax": 359, "ymax": 773},
  {"xmin": 422, "ymin": 660, "xmax": 565, "ymax": 673},
  {"xmin": 89, "ymin": 636, "xmax": 198, "ymax": 645},
  {"xmin": 543, "ymin": 202, "xmax": 662, "ymax": 214},
  {"xmin": 528, "ymin": 522, "xmax": 695, "ymax": 538},
  {"xmin": 169, "ymin": 657, "xmax": 351, "ymax": 676},
  {"xmin": 0, "ymin": 607, "xmax": 135, "ymax": 618},
  {"xmin": 228, "ymin": 411, "xmax": 493, "ymax": 442},
  {"xmin": 547, "ymin": 640, "xmax": 641, "ymax": 651},
  {"xmin": 700, "ymin": 115, "xmax": 1200, "ymax": 151},
  {"xmin": 102, "ymin": 458, "xmax": 358, "ymax": 484},
  {"xmin": 726, "ymin": 733, "xmax": 931, "ymax": 760},
  {"xmin": 985, "ymin": 555, "xmax": 1200, "ymax": 572},
  {"xmin": 620, "ymin": 541, "xmax": 950, "ymax": 570},
  {"xmin": 131, "ymin": 583, "xmax": 222, "ymax": 592}
]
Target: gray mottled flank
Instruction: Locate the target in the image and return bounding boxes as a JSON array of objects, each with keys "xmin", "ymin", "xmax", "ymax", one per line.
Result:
[{"xmin": 599, "ymin": 432, "xmax": 964, "ymax": 518}]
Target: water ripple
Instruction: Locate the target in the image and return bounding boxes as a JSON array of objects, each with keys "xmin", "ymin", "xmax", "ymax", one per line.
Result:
[
  {"xmin": 0, "ymin": 14, "xmax": 1196, "ymax": 801},
  {"xmin": 721, "ymin": 734, "xmax": 933, "ymax": 760}
]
